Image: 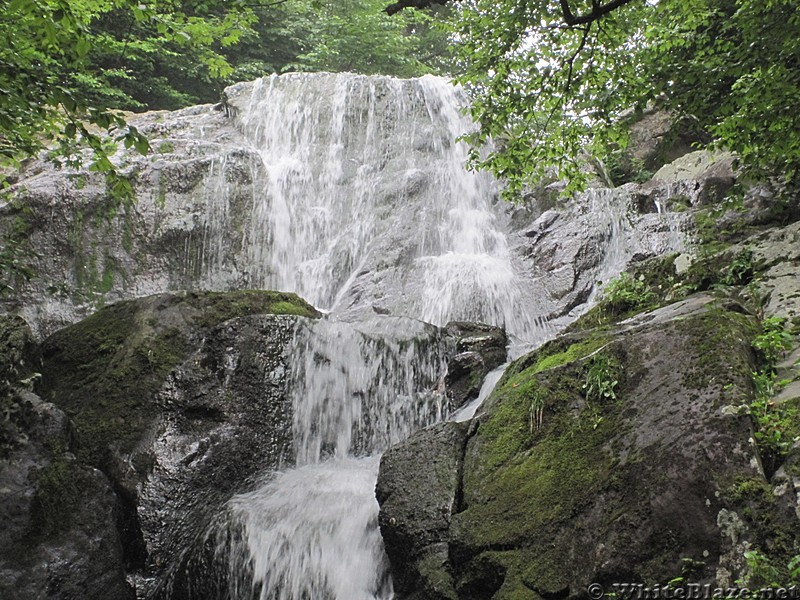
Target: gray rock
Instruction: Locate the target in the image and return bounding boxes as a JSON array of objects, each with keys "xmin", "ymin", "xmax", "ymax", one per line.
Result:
[
  {"xmin": 0, "ymin": 391, "xmax": 133, "ymax": 600},
  {"xmin": 33, "ymin": 290, "xmax": 320, "ymax": 597},
  {"xmin": 377, "ymin": 420, "xmax": 470, "ymax": 598},
  {"xmin": 377, "ymin": 299, "xmax": 799, "ymax": 599},
  {"xmin": 443, "ymin": 322, "xmax": 507, "ymax": 411}
]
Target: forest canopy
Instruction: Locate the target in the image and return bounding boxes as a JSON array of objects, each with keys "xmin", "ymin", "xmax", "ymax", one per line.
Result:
[{"xmin": 0, "ymin": 0, "xmax": 451, "ymax": 174}]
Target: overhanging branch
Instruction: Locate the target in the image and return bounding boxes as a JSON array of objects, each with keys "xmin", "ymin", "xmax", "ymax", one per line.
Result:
[
  {"xmin": 558, "ymin": 0, "xmax": 635, "ymax": 25},
  {"xmin": 384, "ymin": 0, "xmax": 448, "ymax": 15}
]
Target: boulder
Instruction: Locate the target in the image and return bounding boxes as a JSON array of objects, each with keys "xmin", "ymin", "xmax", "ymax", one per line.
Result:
[
  {"xmin": 377, "ymin": 297, "xmax": 799, "ymax": 599},
  {"xmin": 377, "ymin": 421, "xmax": 470, "ymax": 599},
  {"xmin": 33, "ymin": 289, "xmax": 320, "ymax": 596},
  {"xmin": 444, "ymin": 322, "xmax": 507, "ymax": 411},
  {"xmin": 0, "ymin": 391, "xmax": 133, "ymax": 600}
]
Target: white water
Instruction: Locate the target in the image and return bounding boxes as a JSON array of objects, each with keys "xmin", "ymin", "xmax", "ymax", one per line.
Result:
[{"xmin": 194, "ymin": 73, "xmax": 687, "ymax": 600}]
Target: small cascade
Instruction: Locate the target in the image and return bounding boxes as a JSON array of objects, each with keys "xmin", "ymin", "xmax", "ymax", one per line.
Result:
[
  {"xmin": 223, "ymin": 457, "xmax": 392, "ymax": 600},
  {"xmin": 288, "ymin": 316, "xmax": 448, "ymax": 465},
  {"xmin": 214, "ymin": 316, "xmax": 448, "ymax": 599}
]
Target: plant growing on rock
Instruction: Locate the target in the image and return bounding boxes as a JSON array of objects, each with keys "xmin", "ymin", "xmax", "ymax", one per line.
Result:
[
  {"xmin": 752, "ymin": 316, "xmax": 794, "ymax": 369},
  {"xmin": 529, "ymin": 389, "xmax": 545, "ymax": 432},
  {"xmin": 721, "ymin": 248, "xmax": 756, "ymax": 287},
  {"xmin": 601, "ymin": 272, "xmax": 656, "ymax": 316},
  {"xmin": 582, "ymin": 352, "xmax": 620, "ymax": 404},
  {"xmin": 738, "ymin": 550, "xmax": 800, "ymax": 588},
  {"xmin": 747, "ymin": 316, "xmax": 798, "ymax": 474}
]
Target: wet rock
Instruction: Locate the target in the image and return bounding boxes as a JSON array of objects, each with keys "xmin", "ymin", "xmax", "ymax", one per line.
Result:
[
  {"xmin": 513, "ymin": 188, "xmax": 692, "ymax": 324},
  {"xmin": 33, "ymin": 290, "xmax": 320, "ymax": 597},
  {"xmin": 377, "ymin": 298, "xmax": 799, "ymax": 599},
  {"xmin": 0, "ymin": 391, "xmax": 133, "ymax": 600},
  {"xmin": 377, "ymin": 421, "xmax": 470, "ymax": 598},
  {"xmin": 0, "ymin": 103, "xmax": 267, "ymax": 338},
  {"xmin": 734, "ymin": 220, "xmax": 800, "ymax": 323},
  {"xmin": 443, "ymin": 322, "xmax": 507, "ymax": 410}
]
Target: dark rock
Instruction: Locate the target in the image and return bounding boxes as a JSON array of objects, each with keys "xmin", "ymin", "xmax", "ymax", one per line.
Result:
[
  {"xmin": 378, "ymin": 298, "xmax": 800, "ymax": 598},
  {"xmin": 377, "ymin": 420, "xmax": 470, "ymax": 598},
  {"xmin": 443, "ymin": 322, "xmax": 507, "ymax": 410},
  {"xmin": 33, "ymin": 290, "xmax": 320, "ymax": 597},
  {"xmin": 0, "ymin": 314, "xmax": 38, "ymax": 386},
  {"xmin": 616, "ymin": 109, "xmax": 709, "ymax": 180},
  {"xmin": 0, "ymin": 391, "xmax": 133, "ymax": 600}
]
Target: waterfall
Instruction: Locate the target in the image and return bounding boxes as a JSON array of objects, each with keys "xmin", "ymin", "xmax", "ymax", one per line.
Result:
[{"xmin": 181, "ymin": 72, "xmax": 688, "ymax": 600}]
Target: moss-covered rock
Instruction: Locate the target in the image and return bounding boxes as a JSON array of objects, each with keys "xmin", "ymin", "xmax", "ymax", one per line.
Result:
[
  {"xmin": 0, "ymin": 391, "xmax": 133, "ymax": 600},
  {"xmin": 378, "ymin": 297, "xmax": 800, "ymax": 599},
  {"xmin": 33, "ymin": 289, "xmax": 320, "ymax": 595},
  {"xmin": 36, "ymin": 290, "xmax": 318, "ymax": 467}
]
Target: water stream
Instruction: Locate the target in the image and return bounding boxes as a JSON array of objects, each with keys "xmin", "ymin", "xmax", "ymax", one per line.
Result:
[{"xmin": 187, "ymin": 72, "xmax": 686, "ymax": 599}]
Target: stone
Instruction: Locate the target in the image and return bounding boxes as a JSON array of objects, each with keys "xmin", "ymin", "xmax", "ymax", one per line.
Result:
[
  {"xmin": 377, "ymin": 299, "xmax": 799, "ymax": 599},
  {"xmin": 0, "ymin": 391, "xmax": 133, "ymax": 600},
  {"xmin": 443, "ymin": 322, "xmax": 507, "ymax": 411},
  {"xmin": 377, "ymin": 420, "xmax": 470, "ymax": 598},
  {"xmin": 32, "ymin": 290, "xmax": 320, "ymax": 596}
]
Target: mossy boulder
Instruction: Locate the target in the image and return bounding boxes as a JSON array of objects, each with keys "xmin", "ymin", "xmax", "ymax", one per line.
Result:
[
  {"xmin": 37, "ymin": 289, "xmax": 318, "ymax": 468},
  {"xmin": 377, "ymin": 297, "xmax": 800, "ymax": 599},
  {"xmin": 33, "ymin": 289, "xmax": 320, "ymax": 595}
]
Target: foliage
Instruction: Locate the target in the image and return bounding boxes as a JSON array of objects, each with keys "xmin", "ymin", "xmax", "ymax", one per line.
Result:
[
  {"xmin": 720, "ymin": 248, "xmax": 755, "ymax": 286},
  {"xmin": 752, "ymin": 316, "xmax": 794, "ymax": 368},
  {"xmin": 0, "ymin": 0, "xmax": 262, "ymax": 207},
  {"xmin": 600, "ymin": 272, "xmax": 656, "ymax": 315},
  {"xmin": 582, "ymin": 352, "xmax": 619, "ymax": 404},
  {"xmin": 79, "ymin": 1, "xmax": 258, "ymax": 111},
  {"xmin": 287, "ymin": 0, "xmax": 454, "ymax": 77},
  {"xmin": 748, "ymin": 317, "xmax": 798, "ymax": 472},
  {"xmin": 450, "ymin": 0, "xmax": 800, "ymax": 198},
  {"xmin": 739, "ymin": 550, "xmax": 800, "ymax": 587}
]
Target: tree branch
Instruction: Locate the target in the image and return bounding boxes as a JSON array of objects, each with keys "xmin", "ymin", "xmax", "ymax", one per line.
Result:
[
  {"xmin": 385, "ymin": 0, "xmax": 448, "ymax": 16},
  {"xmin": 558, "ymin": 0, "xmax": 636, "ymax": 26}
]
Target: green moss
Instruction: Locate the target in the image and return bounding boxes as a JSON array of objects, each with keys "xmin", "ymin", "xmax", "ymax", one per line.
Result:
[
  {"xmin": 417, "ymin": 552, "xmax": 458, "ymax": 600},
  {"xmin": 188, "ymin": 290, "xmax": 321, "ymax": 327},
  {"xmin": 38, "ymin": 301, "xmax": 185, "ymax": 466},
  {"xmin": 460, "ymin": 359, "xmax": 617, "ymax": 546},
  {"xmin": 723, "ymin": 476, "xmax": 775, "ymax": 506},
  {"xmin": 532, "ymin": 336, "xmax": 610, "ymax": 373},
  {"xmin": 157, "ymin": 141, "xmax": 175, "ymax": 154},
  {"xmin": 678, "ymin": 307, "xmax": 758, "ymax": 392},
  {"xmin": 28, "ymin": 453, "xmax": 81, "ymax": 539}
]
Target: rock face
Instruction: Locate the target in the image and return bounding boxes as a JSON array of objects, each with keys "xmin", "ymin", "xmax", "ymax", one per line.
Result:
[
  {"xmin": 444, "ymin": 322, "xmax": 507, "ymax": 411},
  {"xmin": 0, "ymin": 314, "xmax": 133, "ymax": 599},
  {"xmin": 0, "ymin": 290, "xmax": 320, "ymax": 598},
  {"xmin": 377, "ymin": 293, "xmax": 799, "ymax": 599},
  {"xmin": 0, "ymin": 75, "xmax": 696, "ymax": 344},
  {"xmin": 0, "ymin": 104, "xmax": 263, "ymax": 338}
]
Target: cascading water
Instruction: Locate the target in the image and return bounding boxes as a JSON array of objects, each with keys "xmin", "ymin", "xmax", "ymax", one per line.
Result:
[{"xmin": 184, "ymin": 72, "xmax": 688, "ymax": 600}]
